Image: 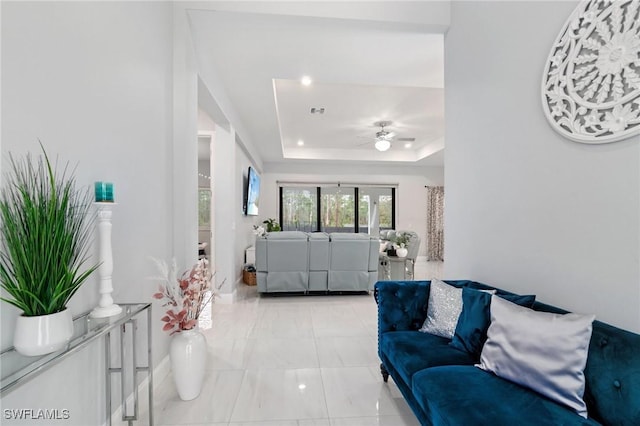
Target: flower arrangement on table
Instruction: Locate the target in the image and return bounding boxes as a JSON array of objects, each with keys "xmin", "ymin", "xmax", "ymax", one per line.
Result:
[
  {"xmin": 394, "ymin": 232, "xmax": 411, "ymax": 249},
  {"xmin": 253, "ymin": 224, "xmax": 266, "ymax": 237},
  {"xmin": 151, "ymin": 258, "xmax": 219, "ymax": 334}
]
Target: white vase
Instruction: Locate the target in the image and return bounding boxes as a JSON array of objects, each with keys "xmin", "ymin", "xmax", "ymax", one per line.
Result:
[
  {"xmin": 170, "ymin": 328, "xmax": 207, "ymax": 400},
  {"xmin": 396, "ymin": 247, "xmax": 408, "ymax": 258},
  {"xmin": 14, "ymin": 309, "xmax": 73, "ymax": 357}
]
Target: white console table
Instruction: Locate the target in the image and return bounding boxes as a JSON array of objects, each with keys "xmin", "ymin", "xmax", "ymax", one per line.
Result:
[{"xmin": 0, "ymin": 303, "xmax": 153, "ymax": 426}]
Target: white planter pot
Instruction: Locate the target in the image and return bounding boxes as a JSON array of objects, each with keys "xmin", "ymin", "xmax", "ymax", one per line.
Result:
[
  {"xmin": 14, "ymin": 309, "xmax": 73, "ymax": 357},
  {"xmin": 170, "ymin": 328, "xmax": 207, "ymax": 401},
  {"xmin": 396, "ymin": 247, "xmax": 408, "ymax": 258}
]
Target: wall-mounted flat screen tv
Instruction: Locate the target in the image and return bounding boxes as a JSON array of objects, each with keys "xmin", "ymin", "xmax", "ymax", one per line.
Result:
[{"xmin": 245, "ymin": 166, "xmax": 260, "ymax": 216}]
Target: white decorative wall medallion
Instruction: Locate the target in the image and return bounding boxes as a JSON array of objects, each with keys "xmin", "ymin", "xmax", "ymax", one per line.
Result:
[{"xmin": 542, "ymin": 0, "xmax": 640, "ymax": 144}]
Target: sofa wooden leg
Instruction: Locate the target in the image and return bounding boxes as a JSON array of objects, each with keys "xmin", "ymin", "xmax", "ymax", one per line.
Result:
[{"xmin": 380, "ymin": 363, "xmax": 389, "ymax": 382}]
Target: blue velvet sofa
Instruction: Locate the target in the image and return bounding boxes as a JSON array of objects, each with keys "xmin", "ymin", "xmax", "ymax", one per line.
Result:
[{"xmin": 375, "ymin": 280, "xmax": 640, "ymax": 425}]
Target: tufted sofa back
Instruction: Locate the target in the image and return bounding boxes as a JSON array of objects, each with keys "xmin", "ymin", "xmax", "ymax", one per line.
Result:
[
  {"xmin": 584, "ymin": 320, "xmax": 640, "ymax": 425},
  {"xmin": 532, "ymin": 301, "xmax": 640, "ymax": 426}
]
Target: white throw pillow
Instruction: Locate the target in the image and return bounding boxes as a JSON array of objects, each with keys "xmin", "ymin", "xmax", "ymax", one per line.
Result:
[
  {"xmin": 477, "ymin": 296, "xmax": 595, "ymax": 418},
  {"xmin": 420, "ymin": 279, "xmax": 464, "ymax": 339}
]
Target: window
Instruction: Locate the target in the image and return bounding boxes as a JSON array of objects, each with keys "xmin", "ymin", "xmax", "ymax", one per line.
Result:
[
  {"xmin": 281, "ymin": 187, "xmax": 317, "ymax": 232},
  {"xmin": 279, "ymin": 185, "xmax": 395, "ymax": 233},
  {"xmin": 358, "ymin": 188, "xmax": 394, "ymax": 234},
  {"xmin": 379, "ymin": 194, "xmax": 394, "ymax": 231},
  {"xmin": 320, "ymin": 187, "xmax": 355, "ymax": 233},
  {"xmin": 358, "ymin": 194, "xmax": 370, "ymax": 233}
]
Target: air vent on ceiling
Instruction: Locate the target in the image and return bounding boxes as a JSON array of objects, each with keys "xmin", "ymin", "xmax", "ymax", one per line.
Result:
[
  {"xmin": 310, "ymin": 107, "xmax": 325, "ymax": 114},
  {"xmin": 397, "ymin": 137, "xmax": 416, "ymax": 142}
]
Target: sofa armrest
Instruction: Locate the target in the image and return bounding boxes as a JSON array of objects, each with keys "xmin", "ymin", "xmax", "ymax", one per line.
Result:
[
  {"xmin": 255, "ymin": 237, "xmax": 267, "ymax": 272},
  {"xmin": 375, "ymin": 281, "xmax": 431, "ymax": 334}
]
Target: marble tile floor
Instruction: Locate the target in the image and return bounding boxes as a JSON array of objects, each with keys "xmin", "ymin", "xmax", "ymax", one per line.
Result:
[{"xmin": 151, "ymin": 261, "xmax": 444, "ymax": 426}]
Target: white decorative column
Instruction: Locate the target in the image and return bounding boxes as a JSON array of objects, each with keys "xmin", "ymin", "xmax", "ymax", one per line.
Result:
[{"xmin": 91, "ymin": 203, "xmax": 122, "ymax": 318}]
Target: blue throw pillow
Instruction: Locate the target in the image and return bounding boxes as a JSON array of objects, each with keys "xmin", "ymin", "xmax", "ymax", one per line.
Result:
[{"xmin": 450, "ymin": 289, "xmax": 536, "ymax": 356}]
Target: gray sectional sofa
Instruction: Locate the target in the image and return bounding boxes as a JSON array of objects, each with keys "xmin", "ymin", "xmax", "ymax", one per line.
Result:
[{"xmin": 255, "ymin": 231, "xmax": 378, "ymax": 293}]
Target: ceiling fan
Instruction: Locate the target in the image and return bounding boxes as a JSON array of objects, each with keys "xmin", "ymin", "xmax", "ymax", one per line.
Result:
[
  {"xmin": 373, "ymin": 121, "xmax": 395, "ymax": 152},
  {"xmin": 356, "ymin": 121, "xmax": 416, "ymax": 151}
]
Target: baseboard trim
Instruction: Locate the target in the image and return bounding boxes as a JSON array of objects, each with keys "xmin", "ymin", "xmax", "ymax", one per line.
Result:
[{"xmin": 218, "ymin": 284, "xmax": 238, "ymax": 304}]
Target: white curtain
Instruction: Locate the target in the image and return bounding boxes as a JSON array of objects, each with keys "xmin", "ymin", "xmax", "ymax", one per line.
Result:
[
  {"xmin": 426, "ymin": 186, "xmax": 444, "ymax": 261},
  {"xmin": 369, "ymin": 200, "xmax": 379, "ymax": 236}
]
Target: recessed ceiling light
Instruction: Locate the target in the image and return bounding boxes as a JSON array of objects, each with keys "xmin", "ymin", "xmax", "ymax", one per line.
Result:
[
  {"xmin": 301, "ymin": 76, "xmax": 312, "ymax": 86},
  {"xmin": 297, "ymin": 140, "xmax": 304, "ymax": 146},
  {"xmin": 404, "ymin": 142, "xmax": 413, "ymax": 148}
]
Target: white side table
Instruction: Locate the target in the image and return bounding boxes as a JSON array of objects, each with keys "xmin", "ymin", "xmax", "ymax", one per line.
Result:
[
  {"xmin": 379, "ymin": 254, "xmax": 410, "ymax": 280},
  {"xmin": 245, "ymin": 246, "xmax": 256, "ymax": 265}
]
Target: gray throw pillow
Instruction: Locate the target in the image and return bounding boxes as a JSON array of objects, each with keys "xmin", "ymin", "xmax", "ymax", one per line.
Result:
[
  {"xmin": 477, "ymin": 296, "xmax": 595, "ymax": 418},
  {"xmin": 419, "ymin": 279, "xmax": 463, "ymax": 339}
]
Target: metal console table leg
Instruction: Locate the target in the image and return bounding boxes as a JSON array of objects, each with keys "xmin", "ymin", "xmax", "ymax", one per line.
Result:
[
  {"xmin": 379, "ymin": 254, "xmax": 391, "ymax": 280},
  {"xmin": 146, "ymin": 307, "xmax": 154, "ymax": 426},
  {"xmin": 105, "ymin": 310, "xmax": 153, "ymax": 425}
]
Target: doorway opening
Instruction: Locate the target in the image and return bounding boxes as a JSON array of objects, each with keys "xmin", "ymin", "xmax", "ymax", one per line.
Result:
[{"xmin": 197, "ymin": 135, "xmax": 213, "ymax": 263}]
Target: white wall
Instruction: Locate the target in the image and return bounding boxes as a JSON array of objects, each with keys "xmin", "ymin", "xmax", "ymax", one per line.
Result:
[
  {"xmin": 185, "ymin": 0, "xmax": 450, "ymax": 33},
  {"xmin": 193, "ymin": 20, "xmax": 263, "ymax": 299},
  {"xmin": 444, "ymin": 1, "xmax": 640, "ymax": 332},
  {"xmin": 261, "ymin": 163, "xmax": 444, "ymax": 258},
  {"xmin": 1, "ymin": 2, "xmax": 196, "ymax": 423},
  {"xmin": 211, "ymin": 125, "xmax": 262, "ymax": 297},
  {"xmin": 235, "ymin": 146, "xmax": 260, "ymax": 281},
  {"xmin": 212, "ymin": 125, "xmax": 236, "ymax": 298},
  {"xmin": 172, "ymin": 2, "xmax": 200, "ymax": 271}
]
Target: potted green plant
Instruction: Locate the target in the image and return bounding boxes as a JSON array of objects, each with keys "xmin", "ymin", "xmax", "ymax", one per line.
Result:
[
  {"xmin": 0, "ymin": 145, "xmax": 99, "ymax": 356},
  {"xmin": 262, "ymin": 218, "xmax": 281, "ymax": 232}
]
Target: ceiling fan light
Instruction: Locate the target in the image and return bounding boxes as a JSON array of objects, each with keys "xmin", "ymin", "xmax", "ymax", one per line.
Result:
[{"xmin": 375, "ymin": 139, "xmax": 391, "ymax": 152}]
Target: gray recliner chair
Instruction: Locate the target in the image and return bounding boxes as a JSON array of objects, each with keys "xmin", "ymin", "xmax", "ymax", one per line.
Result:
[
  {"xmin": 403, "ymin": 231, "xmax": 421, "ymax": 273},
  {"xmin": 328, "ymin": 233, "xmax": 379, "ymax": 291},
  {"xmin": 256, "ymin": 231, "xmax": 309, "ymax": 292}
]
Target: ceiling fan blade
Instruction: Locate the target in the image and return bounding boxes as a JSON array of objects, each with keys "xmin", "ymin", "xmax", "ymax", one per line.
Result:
[{"xmin": 377, "ymin": 133, "xmax": 394, "ymax": 141}]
